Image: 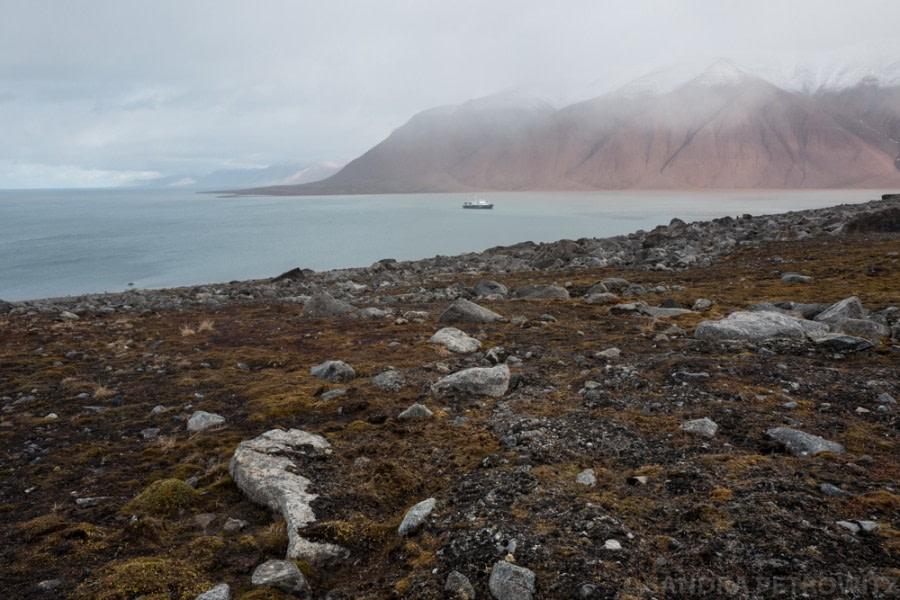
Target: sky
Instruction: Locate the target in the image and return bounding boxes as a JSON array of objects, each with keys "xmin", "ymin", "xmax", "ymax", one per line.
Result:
[{"xmin": 1, "ymin": 0, "xmax": 899, "ymax": 188}]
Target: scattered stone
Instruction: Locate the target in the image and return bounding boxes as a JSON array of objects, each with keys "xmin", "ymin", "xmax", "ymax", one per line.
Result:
[
  {"xmin": 819, "ymin": 483, "xmax": 851, "ymax": 497},
  {"xmin": 640, "ymin": 306, "xmax": 695, "ymax": 318},
  {"xmin": 584, "ymin": 292, "xmax": 618, "ymax": 305},
  {"xmin": 576, "ymin": 468, "xmax": 596, "ymax": 486},
  {"xmin": 695, "ymin": 311, "xmax": 828, "ymax": 341},
  {"xmin": 75, "ymin": 496, "xmax": 111, "ymax": 508},
  {"xmin": 813, "ymin": 334, "xmax": 874, "ymax": 353},
  {"xmin": 302, "ymin": 293, "xmax": 354, "ymax": 317},
  {"xmin": 829, "ymin": 317, "xmax": 889, "ymax": 342},
  {"xmin": 320, "ymin": 388, "xmax": 347, "ymax": 401},
  {"xmin": 474, "ymin": 280, "xmax": 508, "ymax": 297},
  {"xmin": 857, "ymin": 520, "xmax": 880, "ymax": 533},
  {"xmin": 680, "ymin": 417, "xmax": 718, "ymax": 438},
  {"xmin": 765, "ymin": 427, "xmax": 845, "ymax": 456},
  {"xmin": 372, "ymin": 369, "xmax": 407, "ymax": 391},
  {"xmin": 511, "ymin": 284, "xmax": 570, "ymax": 300},
  {"xmin": 438, "ymin": 298, "xmax": 503, "ymax": 324},
  {"xmin": 428, "ymin": 327, "xmax": 482, "ymax": 353},
  {"xmin": 310, "ymin": 360, "xmax": 356, "ymax": 382},
  {"xmin": 780, "ymin": 272, "xmax": 813, "ymax": 284},
  {"xmin": 627, "ymin": 475, "xmax": 649, "ymax": 486},
  {"xmin": 432, "ymin": 364, "xmax": 511, "ymax": 398},
  {"xmin": 485, "ymin": 346, "xmax": 507, "ymax": 365},
  {"xmin": 195, "ymin": 583, "xmax": 231, "ymax": 600},
  {"xmin": 251, "ymin": 559, "xmax": 310, "ymax": 596},
  {"xmin": 603, "ymin": 539, "xmax": 623, "ymax": 551},
  {"xmin": 59, "ymin": 310, "xmax": 79, "ymax": 320},
  {"xmin": 141, "ymin": 427, "xmax": 159, "ymax": 441},
  {"xmin": 489, "ymin": 561, "xmax": 536, "ymax": 600},
  {"xmin": 398, "ymin": 403, "xmax": 434, "ymax": 421},
  {"xmin": 229, "ymin": 429, "xmax": 345, "ymax": 561},
  {"xmin": 692, "ymin": 298, "xmax": 713, "ymax": 311},
  {"xmin": 354, "ymin": 307, "xmax": 387, "ymax": 319},
  {"xmin": 835, "ymin": 520, "xmax": 860, "ymax": 534},
  {"xmin": 187, "ymin": 411, "xmax": 225, "ymax": 432},
  {"xmin": 37, "ymin": 579, "xmax": 63, "ymax": 593},
  {"xmin": 595, "ymin": 347, "xmax": 621, "ymax": 359},
  {"xmin": 398, "ymin": 497, "xmax": 436, "ymax": 536},
  {"xmin": 445, "ymin": 570, "xmax": 476, "ymax": 599},
  {"xmin": 222, "ymin": 517, "xmax": 247, "ymax": 532}
]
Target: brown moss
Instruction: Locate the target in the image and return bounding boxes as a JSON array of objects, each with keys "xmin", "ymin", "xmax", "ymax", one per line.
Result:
[
  {"xmin": 122, "ymin": 478, "xmax": 197, "ymax": 516},
  {"xmin": 72, "ymin": 557, "xmax": 210, "ymax": 600}
]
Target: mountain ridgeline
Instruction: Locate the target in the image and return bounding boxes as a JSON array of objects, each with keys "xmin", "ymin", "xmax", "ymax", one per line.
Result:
[{"xmin": 255, "ymin": 62, "xmax": 900, "ymax": 194}]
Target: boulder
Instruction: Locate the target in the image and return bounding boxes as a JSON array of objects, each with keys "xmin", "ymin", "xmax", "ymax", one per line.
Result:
[
  {"xmin": 489, "ymin": 561, "xmax": 536, "ymax": 600},
  {"xmin": 814, "ymin": 334, "xmax": 874, "ymax": 353},
  {"xmin": 187, "ymin": 411, "xmax": 225, "ymax": 432},
  {"xmin": 428, "ymin": 327, "xmax": 482, "ymax": 353},
  {"xmin": 765, "ymin": 427, "xmax": 844, "ymax": 456},
  {"xmin": 310, "ymin": 360, "xmax": 356, "ymax": 382},
  {"xmin": 680, "ymin": 417, "xmax": 718, "ymax": 438},
  {"xmin": 372, "ymin": 369, "xmax": 408, "ymax": 391},
  {"xmin": 438, "ymin": 298, "xmax": 503, "ymax": 324},
  {"xmin": 398, "ymin": 497, "xmax": 436, "ymax": 536},
  {"xmin": 695, "ymin": 311, "xmax": 828, "ymax": 341},
  {"xmin": 397, "ymin": 403, "xmax": 434, "ymax": 421},
  {"xmin": 229, "ymin": 429, "xmax": 346, "ymax": 561},
  {"xmin": 432, "ymin": 364, "xmax": 510, "ymax": 398},
  {"xmin": 584, "ymin": 292, "xmax": 618, "ymax": 305},
  {"xmin": 302, "ymin": 293, "xmax": 354, "ymax": 317},
  {"xmin": 474, "ymin": 280, "xmax": 508, "ymax": 297},
  {"xmin": 828, "ymin": 317, "xmax": 889, "ymax": 342},
  {"xmin": 251, "ymin": 560, "xmax": 310, "ymax": 597},
  {"xmin": 511, "ymin": 284, "xmax": 570, "ymax": 300},
  {"xmin": 814, "ymin": 296, "xmax": 866, "ymax": 323}
]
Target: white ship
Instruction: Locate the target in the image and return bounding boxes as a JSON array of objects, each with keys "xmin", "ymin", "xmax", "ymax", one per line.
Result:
[{"xmin": 462, "ymin": 198, "xmax": 493, "ymax": 209}]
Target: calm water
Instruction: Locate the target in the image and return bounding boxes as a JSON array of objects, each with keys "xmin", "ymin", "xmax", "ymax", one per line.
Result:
[{"xmin": 0, "ymin": 188, "xmax": 878, "ymax": 301}]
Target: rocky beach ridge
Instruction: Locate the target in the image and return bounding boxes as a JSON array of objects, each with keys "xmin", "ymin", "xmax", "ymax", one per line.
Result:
[{"xmin": 0, "ymin": 193, "xmax": 897, "ymax": 599}]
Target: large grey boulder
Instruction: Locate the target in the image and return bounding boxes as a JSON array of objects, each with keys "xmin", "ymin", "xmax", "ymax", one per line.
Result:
[
  {"xmin": 229, "ymin": 429, "xmax": 345, "ymax": 562},
  {"xmin": 511, "ymin": 284, "xmax": 570, "ymax": 300},
  {"xmin": 303, "ymin": 293, "xmax": 354, "ymax": 317},
  {"xmin": 187, "ymin": 411, "xmax": 225, "ymax": 432},
  {"xmin": 489, "ymin": 561, "xmax": 536, "ymax": 600},
  {"xmin": 765, "ymin": 427, "xmax": 845, "ymax": 456},
  {"xmin": 429, "ymin": 327, "xmax": 482, "ymax": 353},
  {"xmin": 474, "ymin": 280, "xmax": 508, "ymax": 297},
  {"xmin": 438, "ymin": 298, "xmax": 503, "ymax": 324},
  {"xmin": 251, "ymin": 559, "xmax": 310, "ymax": 597},
  {"xmin": 432, "ymin": 364, "xmax": 510, "ymax": 398},
  {"xmin": 828, "ymin": 317, "xmax": 890, "ymax": 342},
  {"xmin": 398, "ymin": 497, "xmax": 436, "ymax": 536},
  {"xmin": 695, "ymin": 311, "xmax": 828, "ymax": 341},
  {"xmin": 310, "ymin": 360, "xmax": 356, "ymax": 382},
  {"xmin": 814, "ymin": 296, "xmax": 866, "ymax": 323}
]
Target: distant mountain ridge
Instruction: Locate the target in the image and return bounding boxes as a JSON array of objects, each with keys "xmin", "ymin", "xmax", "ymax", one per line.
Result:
[{"xmin": 249, "ymin": 58, "xmax": 900, "ymax": 194}]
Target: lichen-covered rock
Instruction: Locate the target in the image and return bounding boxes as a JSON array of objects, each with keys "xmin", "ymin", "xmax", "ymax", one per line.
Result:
[
  {"xmin": 695, "ymin": 311, "xmax": 828, "ymax": 341},
  {"xmin": 303, "ymin": 293, "xmax": 354, "ymax": 317},
  {"xmin": 428, "ymin": 327, "xmax": 482, "ymax": 353},
  {"xmin": 187, "ymin": 411, "xmax": 225, "ymax": 432},
  {"xmin": 195, "ymin": 583, "xmax": 231, "ymax": 600},
  {"xmin": 489, "ymin": 561, "xmax": 536, "ymax": 600},
  {"xmin": 511, "ymin": 284, "xmax": 570, "ymax": 300},
  {"xmin": 310, "ymin": 360, "xmax": 356, "ymax": 382},
  {"xmin": 814, "ymin": 296, "xmax": 866, "ymax": 323},
  {"xmin": 397, "ymin": 403, "xmax": 434, "ymax": 421},
  {"xmin": 229, "ymin": 429, "xmax": 346, "ymax": 562},
  {"xmin": 398, "ymin": 497, "xmax": 436, "ymax": 536},
  {"xmin": 372, "ymin": 369, "xmax": 407, "ymax": 391},
  {"xmin": 438, "ymin": 298, "xmax": 503, "ymax": 324},
  {"xmin": 432, "ymin": 364, "xmax": 510, "ymax": 398},
  {"xmin": 680, "ymin": 417, "xmax": 719, "ymax": 438},
  {"xmin": 251, "ymin": 559, "xmax": 310, "ymax": 597},
  {"xmin": 765, "ymin": 427, "xmax": 845, "ymax": 456}
]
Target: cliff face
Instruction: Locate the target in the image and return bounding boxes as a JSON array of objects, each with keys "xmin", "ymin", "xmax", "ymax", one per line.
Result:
[{"xmin": 262, "ymin": 69, "xmax": 900, "ymax": 194}]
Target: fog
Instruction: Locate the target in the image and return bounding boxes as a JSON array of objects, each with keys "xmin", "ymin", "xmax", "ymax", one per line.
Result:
[{"xmin": 1, "ymin": 0, "xmax": 898, "ymax": 187}]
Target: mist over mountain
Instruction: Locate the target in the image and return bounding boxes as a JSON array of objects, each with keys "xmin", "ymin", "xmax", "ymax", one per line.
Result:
[
  {"xmin": 141, "ymin": 162, "xmax": 343, "ymax": 190},
  {"xmin": 255, "ymin": 58, "xmax": 900, "ymax": 194}
]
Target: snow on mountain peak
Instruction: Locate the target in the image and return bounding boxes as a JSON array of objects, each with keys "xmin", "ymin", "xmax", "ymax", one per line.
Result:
[{"xmin": 690, "ymin": 59, "xmax": 753, "ymax": 87}]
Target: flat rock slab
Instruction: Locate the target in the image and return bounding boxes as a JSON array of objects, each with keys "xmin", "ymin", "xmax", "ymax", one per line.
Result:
[
  {"xmin": 814, "ymin": 334, "xmax": 874, "ymax": 353},
  {"xmin": 438, "ymin": 298, "xmax": 503, "ymax": 324},
  {"xmin": 428, "ymin": 327, "xmax": 482, "ymax": 353},
  {"xmin": 765, "ymin": 427, "xmax": 845, "ymax": 456},
  {"xmin": 432, "ymin": 364, "xmax": 510, "ymax": 398},
  {"xmin": 303, "ymin": 293, "xmax": 354, "ymax": 317},
  {"xmin": 511, "ymin": 284, "xmax": 570, "ymax": 300},
  {"xmin": 695, "ymin": 310, "xmax": 828, "ymax": 341},
  {"xmin": 489, "ymin": 561, "xmax": 536, "ymax": 600},
  {"xmin": 640, "ymin": 306, "xmax": 695, "ymax": 318},
  {"xmin": 310, "ymin": 360, "xmax": 356, "ymax": 382},
  {"xmin": 814, "ymin": 296, "xmax": 866, "ymax": 323},
  {"xmin": 398, "ymin": 497, "xmax": 436, "ymax": 536},
  {"xmin": 229, "ymin": 429, "xmax": 346, "ymax": 562}
]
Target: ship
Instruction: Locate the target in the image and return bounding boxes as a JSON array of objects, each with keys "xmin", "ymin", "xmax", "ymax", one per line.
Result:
[{"xmin": 462, "ymin": 198, "xmax": 493, "ymax": 209}]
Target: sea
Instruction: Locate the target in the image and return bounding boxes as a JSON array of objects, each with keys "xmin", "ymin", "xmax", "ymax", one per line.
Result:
[{"xmin": 0, "ymin": 188, "xmax": 880, "ymax": 301}]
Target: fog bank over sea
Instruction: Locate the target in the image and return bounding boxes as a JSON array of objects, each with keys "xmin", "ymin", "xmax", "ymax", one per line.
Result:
[{"xmin": 0, "ymin": 189, "xmax": 877, "ymax": 301}]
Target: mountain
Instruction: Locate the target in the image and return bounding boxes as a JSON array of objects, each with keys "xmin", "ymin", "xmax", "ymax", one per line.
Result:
[
  {"xmin": 249, "ymin": 59, "xmax": 900, "ymax": 194},
  {"xmin": 141, "ymin": 162, "xmax": 343, "ymax": 189}
]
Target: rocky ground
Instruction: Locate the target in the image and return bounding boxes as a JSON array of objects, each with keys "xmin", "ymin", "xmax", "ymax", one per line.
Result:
[{"xmin": 0, "ymin": 197, "xmax": 897, "ymax": 599}]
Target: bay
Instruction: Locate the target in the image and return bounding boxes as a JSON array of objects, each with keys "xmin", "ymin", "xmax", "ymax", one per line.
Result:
[{"xmin": 0, "ymin": 188, "xmax": 878, "ymax": 301}]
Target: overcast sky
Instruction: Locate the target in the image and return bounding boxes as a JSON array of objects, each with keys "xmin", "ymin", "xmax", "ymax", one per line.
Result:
[{"xmin": 1, "ymin": 0, "xmax": 898, "ymax": 188}]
